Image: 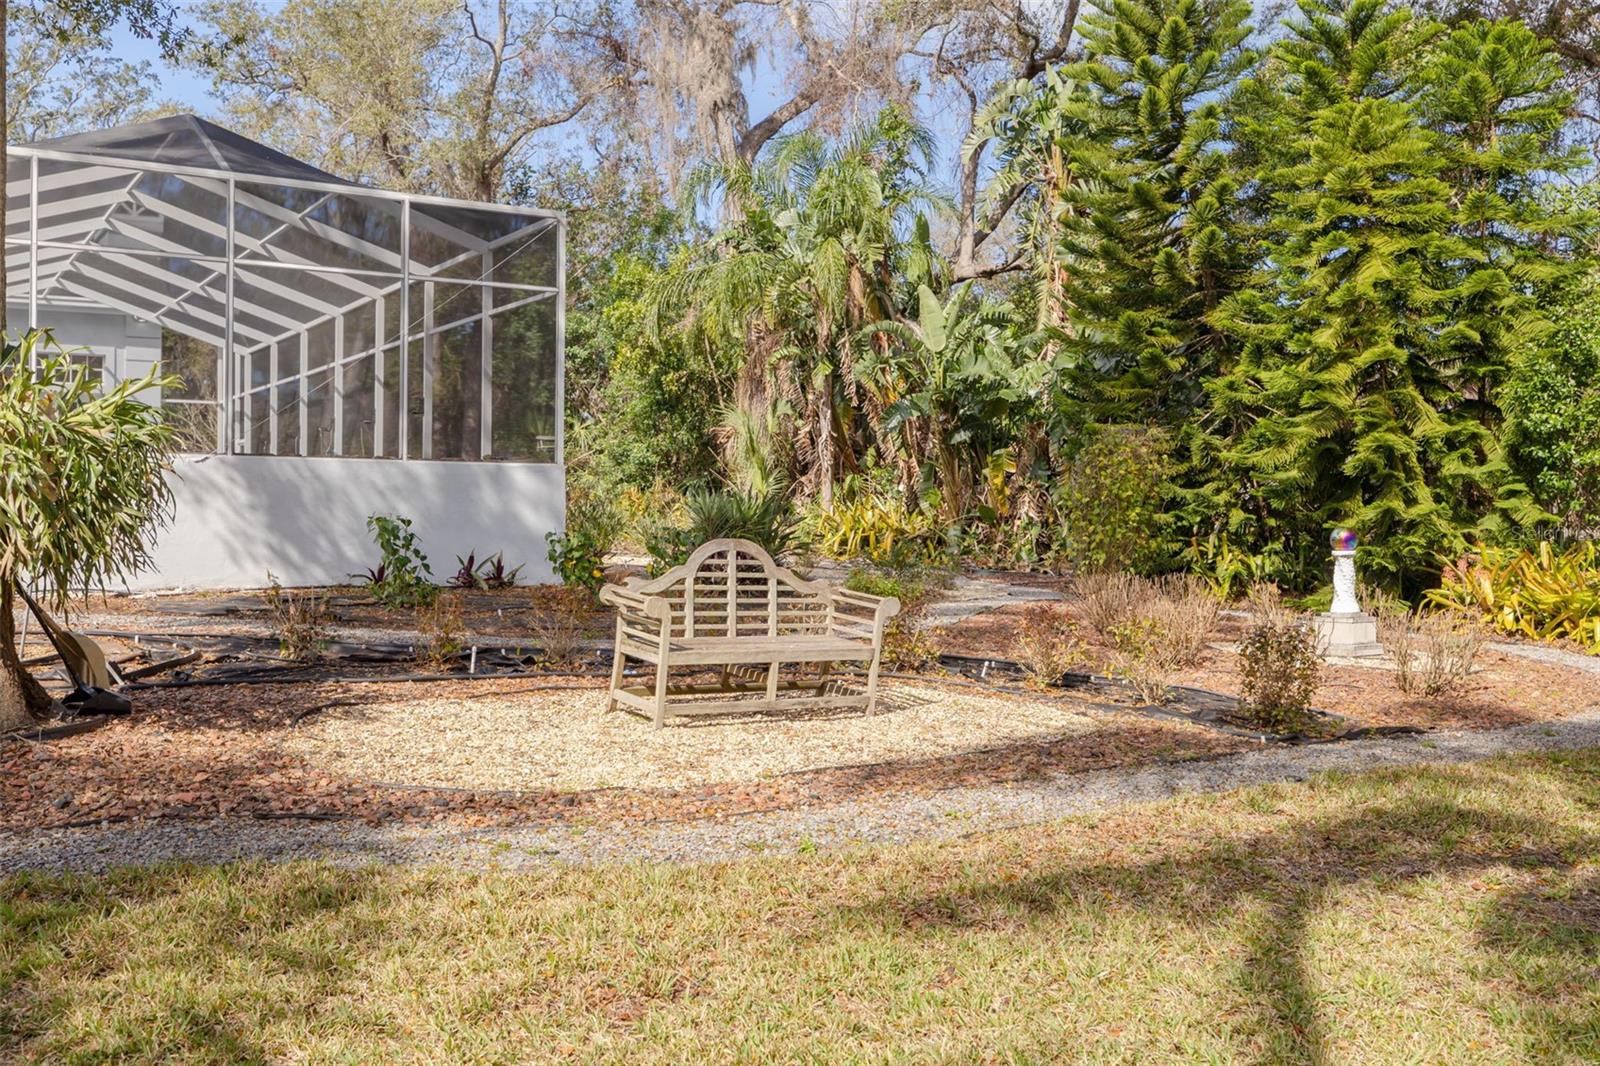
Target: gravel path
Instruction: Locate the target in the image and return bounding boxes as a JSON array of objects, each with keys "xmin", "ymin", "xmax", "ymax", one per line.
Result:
[{"xmin": 7, "ymin": 710, "xmax": 1600, "ymax": 876}]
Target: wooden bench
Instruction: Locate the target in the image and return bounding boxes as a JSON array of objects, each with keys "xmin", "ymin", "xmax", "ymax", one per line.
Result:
[{"xmin": 599, "ymin": 538, "xmax": 901, "ymax": 727}]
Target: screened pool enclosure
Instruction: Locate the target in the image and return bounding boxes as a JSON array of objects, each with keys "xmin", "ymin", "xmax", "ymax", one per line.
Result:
[{"xmin": 6, "ymin": 116, "xmax": 567, "ymax": 588}]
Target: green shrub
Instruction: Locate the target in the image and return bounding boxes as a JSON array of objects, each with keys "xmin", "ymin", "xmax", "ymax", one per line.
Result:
[
  {"xmin": 844, "ymin": 565, "xmax": 941, "ymax": 670},
  {"xmin": 358, "ymin": 514, "xmax": 436, "ymax": 607},
  {"xmin": 547, "ymin": 495, "xmax": 620, "ymax": 594},
  {"xmin": 1503, "ymin": 284, "xmax": 1600, "ymax": 532},
  {"xmin": 641, "ymin": 487, "xmax": 797, "ymax": 572},
  {"xmin": 1426, "ymin": 542, "xmax": 1600, "ymax": 652},
  {"xmin": 1053, "ymin": 425, "xmax": 1175, "ymax": 575},
  {"xmin": 804, "ymin": 494, "xmax": 946, "ymax": 567},
  {"xmin": 1238, "ymin": 619, "xmax": 1321, "ymax": 732}
]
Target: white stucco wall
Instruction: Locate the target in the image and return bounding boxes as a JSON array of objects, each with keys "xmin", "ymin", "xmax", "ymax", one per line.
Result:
[{"xmin": 129, "ymin": 454, "xmax": 566, "ymax": 590}]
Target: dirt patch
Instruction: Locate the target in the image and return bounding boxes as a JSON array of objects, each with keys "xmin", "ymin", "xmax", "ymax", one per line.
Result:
[{"xmin": 938, "ymin": 605, "xmax": 1600, "ymax": 732}]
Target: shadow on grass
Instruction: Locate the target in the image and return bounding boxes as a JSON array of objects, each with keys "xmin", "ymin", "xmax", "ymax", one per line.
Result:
[
  {"xmin": 844, "ymin": 763, "xmax": 1600, "ymax": 1064},
  {"xmin": 1, "ymin": 863, "xmax": 394, "ymax": 1064}
]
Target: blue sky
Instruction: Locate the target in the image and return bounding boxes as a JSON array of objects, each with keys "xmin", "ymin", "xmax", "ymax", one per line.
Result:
[{"xmin": 111, "ymin": 21, "xmax": 216, "ymax": 112}]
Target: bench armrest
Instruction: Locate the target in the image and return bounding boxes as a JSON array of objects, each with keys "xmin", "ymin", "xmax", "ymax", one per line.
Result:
[
  {"xmin": 827, "ymin": 589, "xmax": 902, "ymax": 643},
  {"xmin": 599, "ymin": 583, "xmax": 671, "ymax": 624}
]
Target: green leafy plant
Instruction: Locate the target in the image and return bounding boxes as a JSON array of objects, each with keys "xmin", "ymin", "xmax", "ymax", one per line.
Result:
[
  {"xmin": 0, "ymin": 332, "xmax": 177, "ymax": 728},
  {"xmin": 846, "ymin": 566, "xmax": 939, "ymax": 669},
  {"xmin": 642, "ymin": 487, "xmax": 797, "ymax": 572},
  {"xmin": 358, "ymin": 514, "xmax": 435, "ymax": 607},
  {"xmin": 804, "ymin": 493, "xmax": 946, "ymax": 567},
  {"xmin": 1053, "ymin": 426, "xmax": 1176, "ymax": 575},
  {"xmin": 262, "ymin": 573, "xmax": 330, "ymax": 663},
  {"xmin": 1238, "ymin": 618, "xmax": 1322, "ymax": 733},
  {"xmin": 1426, "ymin": 542, "xmax": 1600, "ymax": 652},
  {"xmin": 547, "ymin": 495, "xmax": 620, "ymax": 594}
]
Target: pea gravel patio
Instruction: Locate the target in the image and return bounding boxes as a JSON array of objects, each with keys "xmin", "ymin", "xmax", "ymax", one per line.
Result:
[{"xmin": 7, "ymin": 709, "xmax": 1600, "ymax": 875}]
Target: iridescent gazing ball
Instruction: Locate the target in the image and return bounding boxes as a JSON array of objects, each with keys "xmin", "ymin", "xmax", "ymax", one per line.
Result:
[{"xmin": 1330, "ymin": 528, "xmax": 1358, "ymax": 553}]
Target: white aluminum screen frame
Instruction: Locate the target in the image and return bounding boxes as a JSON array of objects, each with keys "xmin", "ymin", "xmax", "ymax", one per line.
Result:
[{"xmin": 5, "ymin": 138, "xmax": 566, "ymax": 465}]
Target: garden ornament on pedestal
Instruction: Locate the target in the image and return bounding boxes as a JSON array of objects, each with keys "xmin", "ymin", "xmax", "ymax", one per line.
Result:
[{"xmin": 1313, "ymin": 528, "xmax": 1384, "ymax": 658}]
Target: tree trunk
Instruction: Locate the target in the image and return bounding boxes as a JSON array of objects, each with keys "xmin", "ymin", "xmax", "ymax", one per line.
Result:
[
  {"xmin": 2, "ymin": 0, "xmax": 9, "ymax": 332},
  {"xmin": 817, "ymin": 378, "xmax": 834, "ymax": 510},
  {"xmin": 0, "ymin": 585, "xmax": 55, "ymax": 732}
]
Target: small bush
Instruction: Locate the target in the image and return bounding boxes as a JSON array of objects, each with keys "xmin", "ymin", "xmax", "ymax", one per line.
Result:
[
  {"xmin": 358, "ymin": 514, "xmax": 436, "ymax": 607},
  {"xmin": 1238, "ymin": 618, "xmax": 1321, "ymax": 732},
  {"xmin": 1146, "ymin": 574, "xmax": 1220, "ymax": 667},
  {"xmin": 806, "ymin": 493, "xmax": 945, "ymax": 566},
  {"xmin": 1381, "ymin": 610, "xmax": 1484, "ymax": 697},
  {"xmin": 1015, "ymin": 604, "xmax": 1084, "ymax": 687},
  {"xmin": 1071, "ymin": 571, "xmax": 1156, "ymax": 643},
  {"xmin": 1053, "ymin": 425, "xmax": 1175, "ymax": 575},
  {"xmin": 1245, "ymin": 581, "xmax": 1293, "ymax": 628},
  {"xmin": 416, "ymin": 594, "xmax": 467, "ymax": 671},
  {"xmin": 1107, "ymin": 616, "xmax": 1183, "ymax": 704},
  {"xmin": 547, "ymin": 495, "xmax": 620, "ymax": 594},
  {"xmin": 641, "ymin": 487, "xmax": 798, "ymax": 572},
  {"xmin": 262, "ymin": 574, "xmax": 329, "ymax": 662},
  {"xmin": 529, "ymin": 584, "xmax": 593, "ymax": 667}
]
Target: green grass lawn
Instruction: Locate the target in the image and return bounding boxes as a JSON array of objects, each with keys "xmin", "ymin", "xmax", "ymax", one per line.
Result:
[{"xmin": 5, "ymin": 752, "xmax": 1600, "ymax": 1064}]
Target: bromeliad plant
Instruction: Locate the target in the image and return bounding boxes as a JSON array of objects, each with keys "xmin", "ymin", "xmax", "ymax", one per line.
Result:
[
  {"xmin": 0, "ymin": 332, "xmax": 178, "ymax": 728},
  {"xmin": 451, "ymin": 551, "xmax": 523, "ymax": 590},
  {"xmin": 1427, "ymin": 542, "xmax": 1600, "ymax": 652}
]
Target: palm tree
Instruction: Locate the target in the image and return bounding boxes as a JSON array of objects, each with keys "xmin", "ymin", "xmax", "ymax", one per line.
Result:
[
  {"xmin": 649, "ymin": 107, "xmax": 947, "ymax": 508},
  {"xmin": 1, "ymin": 334, "xmax": 176, "ymax": 730},
  {"xmin": 857, "ymin": 283, "xmax": 1047, "ymax": 522}
]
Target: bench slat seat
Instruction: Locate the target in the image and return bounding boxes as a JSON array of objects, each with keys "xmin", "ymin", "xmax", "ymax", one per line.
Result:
[{"xmin": 599, "ymin": 538, "xmax": 900, "ymax": 726}]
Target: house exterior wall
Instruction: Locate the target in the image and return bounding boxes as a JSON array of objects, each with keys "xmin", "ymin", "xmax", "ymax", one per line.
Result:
[
  {"xmin": 131, "ymin": 454, "xmax": 565, "ymax": 590},
  {"xmin": 11, "ymin": 303, "xmax": 162, "ymax": 400},
  {"xmin": 14, "ymin": 306, "xmax": 566, "ymax": 591}
]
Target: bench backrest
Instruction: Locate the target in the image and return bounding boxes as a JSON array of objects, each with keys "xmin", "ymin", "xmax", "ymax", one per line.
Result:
[{"xmin": 634, "ymin": 538, "xmax": 831, "ymax": 639}]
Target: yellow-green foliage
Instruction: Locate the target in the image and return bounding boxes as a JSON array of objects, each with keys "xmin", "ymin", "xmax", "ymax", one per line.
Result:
[
  {"xmin": 1427, "ymin": 542, "xmax": 1600, "ymax": 651},
  {"xmin": 805, "ymin": 496, "xmax": 944, "ymax": 565}
]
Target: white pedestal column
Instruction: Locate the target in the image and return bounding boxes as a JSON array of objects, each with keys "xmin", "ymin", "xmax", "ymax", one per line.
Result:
[{"xmin": 1314, "ymin": 540, "xmax": 1384, "ymax": 658}]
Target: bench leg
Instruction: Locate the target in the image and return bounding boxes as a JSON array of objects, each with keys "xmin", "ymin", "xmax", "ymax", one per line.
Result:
[
  {"xmin": 606, "ymin": 618, "xmax": 626, "ymax": 713},
  {"xmin": 652, "ymin": 656, "xmax": 670, "ymax": 729},
  {"xmin": 866, "ymin": 653, "xmax": 882, "ymax": 715},
  {"xmin": 766, "ymin": 661, "xmax": 779, "ymax": 702}
]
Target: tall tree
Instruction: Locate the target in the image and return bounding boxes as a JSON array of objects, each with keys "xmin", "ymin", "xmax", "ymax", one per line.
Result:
[
  {"xmin": 6, "ymin": 1, "xmax": 166, "ymax": 142},
  {"xmin": 649, "ymin": 109, "xmax": 945, "ymax": 507},
  {"xmin": 193, "ymin": 0, "xmax": 624, "ymax": 201},
  {"xmin": 1208, "ymin": 0, "xmax": 1588, "ymax": 589},
  {"xmin": 1060, "ymin": 0, "xmax": 1256, "ymax": 426},
  {"xmin": 1, "ymin": 0, "xmax": 188, "ymax": 329}
]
